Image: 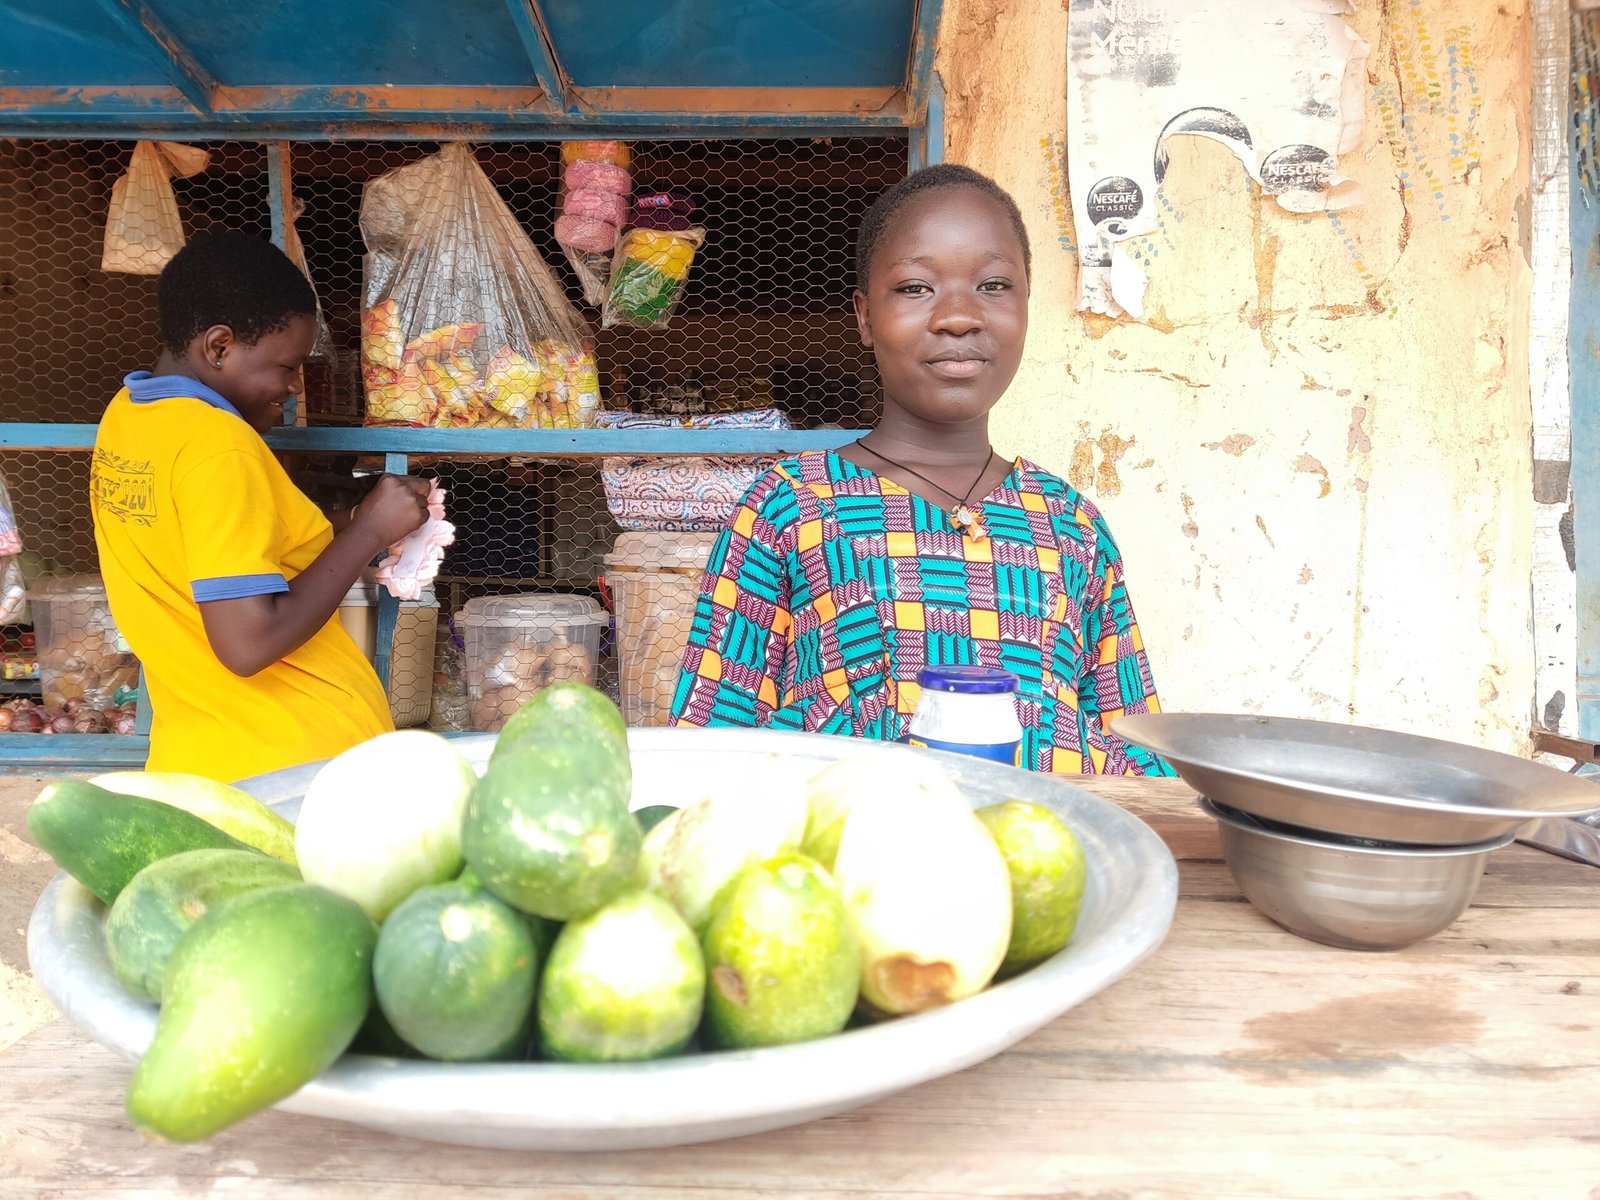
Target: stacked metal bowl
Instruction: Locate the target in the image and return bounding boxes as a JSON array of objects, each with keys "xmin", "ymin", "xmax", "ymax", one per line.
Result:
[{"xmin": 1115, "ymin": 714, "xmax": 1600, "ymax": 951}]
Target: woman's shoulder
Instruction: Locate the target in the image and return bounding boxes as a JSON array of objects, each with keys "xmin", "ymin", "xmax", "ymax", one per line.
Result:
[
  {"xmin": 1012, "ymin": 457, "xmax": 1122, "ymax": 548},
  {"xmin": 1012, "ymin": 458, "xmax": 1098, "ymax": 516}
]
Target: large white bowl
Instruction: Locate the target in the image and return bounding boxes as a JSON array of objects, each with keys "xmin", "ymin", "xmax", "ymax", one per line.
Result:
[{"xmin": 27, "ymin": 728, "xmax": 1178, "ymax": 1151}]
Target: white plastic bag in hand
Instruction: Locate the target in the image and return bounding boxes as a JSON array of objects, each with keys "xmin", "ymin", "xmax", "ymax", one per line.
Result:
[
  {"xmin": 375, "ymin": 482, "xmax": 455, "ymax": 601},
  {"xmin": 101, "ymin": 142, "xmax": 211, "ymax": 275}
]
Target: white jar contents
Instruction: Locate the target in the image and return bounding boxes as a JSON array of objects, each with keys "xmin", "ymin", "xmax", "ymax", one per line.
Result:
[{"xmin": 906, "ymin": 666, "xmax": 1023, "ymax": 767}]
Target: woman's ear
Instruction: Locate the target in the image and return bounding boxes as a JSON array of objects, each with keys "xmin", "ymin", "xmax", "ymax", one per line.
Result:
[{"xmin": 852, "ymin": 288, "xmax": 874, "ymax": 349}]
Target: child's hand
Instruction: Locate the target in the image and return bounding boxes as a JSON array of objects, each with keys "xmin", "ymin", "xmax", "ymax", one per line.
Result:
[{"xmin": 354, "ymin": 474, "xmax": 432, "ymax": 547}]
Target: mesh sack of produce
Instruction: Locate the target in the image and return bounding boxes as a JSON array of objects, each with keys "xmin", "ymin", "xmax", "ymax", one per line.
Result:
[
  {"xmin": 555, "ymin": 141, "xmax": 633, "ymax": 307},
  {"xmin": 600, "ymin": 456, "xmax": 778, "ymax": 532},
  {"xmin": 358, "ymin": 143, "xmax": 598, "ymax": 429}
]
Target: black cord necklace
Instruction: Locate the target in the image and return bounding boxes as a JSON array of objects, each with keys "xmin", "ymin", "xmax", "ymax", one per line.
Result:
[{"xmin": 856, "ymin": 439, "xmax": 998, "ymax": 540}]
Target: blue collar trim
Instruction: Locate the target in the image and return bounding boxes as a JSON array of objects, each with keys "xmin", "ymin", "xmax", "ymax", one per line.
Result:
[{"xmin": 124, "ymin": 372, "xmax": 242, "ymax": 419}]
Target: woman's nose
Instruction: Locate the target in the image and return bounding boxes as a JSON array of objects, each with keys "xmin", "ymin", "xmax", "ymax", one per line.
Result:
[{"xmin": 931, "ymin": 290, "xmax": 982, "ymax": 333}]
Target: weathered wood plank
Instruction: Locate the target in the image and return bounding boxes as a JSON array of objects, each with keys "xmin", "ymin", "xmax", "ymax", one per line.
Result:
[{"xmin": 3, "ymin": 777, "xmax": 1596, "ymax": 1198}]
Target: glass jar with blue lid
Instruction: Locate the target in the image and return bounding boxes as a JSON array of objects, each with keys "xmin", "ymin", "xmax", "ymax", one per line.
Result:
[{"xmin": 905, "ymin": 665, "xmax": 1023, "ymax": 767}]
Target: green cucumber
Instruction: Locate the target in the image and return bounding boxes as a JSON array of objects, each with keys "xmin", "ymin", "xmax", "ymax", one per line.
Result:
[
  {"xmin": 373, "ymin": 880, "xmax": 538, "ymax": 1062},
  {"xmin": 127, "ymin": 884, "xmax": 377, "ymax": 1142},
  {"xmin": 90, "ymin": 771, "xmax": 297, "ymax": 864},
  {"xmin": 490, "ymin": 682, "xmax": 629, "ymax": 764},
  {"xmin": 26, "ymin": 779, "xmax": 257, "ymax": 906},
  {"xmin": 461, "ymin": 737, "xmax": 639, "ymax": 922},
  {"xmin": 105, "ymin": 848, "xmax": 301, "ymax": 1002}
]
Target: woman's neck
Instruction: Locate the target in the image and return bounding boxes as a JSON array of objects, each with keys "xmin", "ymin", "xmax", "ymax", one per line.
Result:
[{"xmin": 863, "ymin": 413, "xmax": 993, "ymax": 467}]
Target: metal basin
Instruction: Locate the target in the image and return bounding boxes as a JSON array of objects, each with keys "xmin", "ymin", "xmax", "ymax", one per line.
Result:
[
  {"xmin": 27, "ymin": 728, "xmax": 1178, "ymax": 1151},
  {"xmin": 1115, "ymin": 712, "xmax": 1600, "ymax": 845},
  {"xmin": 1201, "ymin": 797, "xmax": 1511, "ymax": 951}
]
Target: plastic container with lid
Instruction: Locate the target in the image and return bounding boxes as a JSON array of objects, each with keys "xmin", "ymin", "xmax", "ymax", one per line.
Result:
[
  {"xmin": 336, "ymin": 581, "xmax": 439, "ymax": 728},
  {"xmin": 602, "ymin": 530, "xmax": 718, "ymax": 727},
  {"xmin": 29, "ymin": 572, "xmax": 140, "ymax": 712},
  {"xmin": 906, "ymin": 665, "xmax": 1023, "ymax": 767},
  {"xmin": 458, "ymin": 592, "xmax": 608, "ymax": 732}
]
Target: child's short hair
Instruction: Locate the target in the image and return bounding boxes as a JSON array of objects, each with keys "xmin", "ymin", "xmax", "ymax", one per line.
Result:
[
  {"xmin": 157, "ymin": 230, "xmax": 317, "ymax": 355},
  {"xmin": 855, "ymin": 163, "xmax": 1032, "ymax": 291}
]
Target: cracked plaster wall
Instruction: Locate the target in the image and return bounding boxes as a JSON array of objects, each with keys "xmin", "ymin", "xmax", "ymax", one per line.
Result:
[{"xmin": 936, "ymin": 0, "xmax": 1535, "ymax": 751}]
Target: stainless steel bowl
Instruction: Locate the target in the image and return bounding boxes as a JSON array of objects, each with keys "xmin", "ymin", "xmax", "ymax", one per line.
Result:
[
  {"xmin": 1115, "ymin": 712, "xmax": 1600, "ymax": 845},
  {"xmin": 1200, "ymin": 797, "xmax": 1513, "ymax": 951}
]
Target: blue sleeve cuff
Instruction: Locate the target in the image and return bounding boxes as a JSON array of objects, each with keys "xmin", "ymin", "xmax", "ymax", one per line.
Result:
[{"xmin": 192, "ymin": 573, "xmax": 290, "ymax": 602}]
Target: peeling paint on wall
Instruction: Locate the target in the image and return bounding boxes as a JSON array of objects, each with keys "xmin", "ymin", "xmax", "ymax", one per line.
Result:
[
  {"xmin": 1294, "ymin": 453, "xmax": 1332, "ymax": 498},
  {"xmin": 939, "ymin": 0, "xmax": 1535, "ymax": 752},
  {"xmin": 1203, "ymin": 433, "xmax": 1256, "ymax": 456},
  {"xmin": 1347, "ymin": 404, "xmax": 1373, "ymax": 454}
]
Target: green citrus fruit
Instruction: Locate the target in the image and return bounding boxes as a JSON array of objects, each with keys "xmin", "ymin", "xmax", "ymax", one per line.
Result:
[
  {"xmin": 538, "ymin": 890, "xmax": 704, "ymax": 1062},
  {"xmin": 976, "ymin": 800, "xmax": 1087, "ymax": 977},
  {"xmin": 702, "ymin": 854, "xmax": 859, "ymax": 1049}
]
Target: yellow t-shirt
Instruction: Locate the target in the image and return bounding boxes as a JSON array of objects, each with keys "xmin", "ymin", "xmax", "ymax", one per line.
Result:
[{"xmin": 91, "ymin": 373, "xmax": 393, "ymax": 781}]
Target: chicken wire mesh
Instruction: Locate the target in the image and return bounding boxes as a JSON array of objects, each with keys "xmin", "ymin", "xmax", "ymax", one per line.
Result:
[{"xmin": 0, "ymin": 136, "xmax": 906, "ymax": 738}]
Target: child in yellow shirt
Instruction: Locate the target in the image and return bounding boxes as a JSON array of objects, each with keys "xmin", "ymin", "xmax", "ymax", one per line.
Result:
[{"xmin": 91, "ymin": 230, "xmax": 432, "ymax": 781}]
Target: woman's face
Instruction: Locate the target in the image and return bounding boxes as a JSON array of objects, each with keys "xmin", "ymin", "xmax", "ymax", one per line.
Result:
[
  {"xmin": 203, "ymin": 315, "xmax": 316, "ymax": 434},
  {"xmin": 853, "ymin": 186, "xmax": 1029, "ymax": 429}
]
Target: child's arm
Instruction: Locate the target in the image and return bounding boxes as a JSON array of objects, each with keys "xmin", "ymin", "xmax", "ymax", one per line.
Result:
[{"xmin": 199, "ymin": 474, "xmax": 431, "ymax": 677}]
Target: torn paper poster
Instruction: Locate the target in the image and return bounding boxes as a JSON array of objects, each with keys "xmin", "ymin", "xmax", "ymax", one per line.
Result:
[{"xmin": 1065, "ymin": 0, "xmax": 1370, "ymax": 318}]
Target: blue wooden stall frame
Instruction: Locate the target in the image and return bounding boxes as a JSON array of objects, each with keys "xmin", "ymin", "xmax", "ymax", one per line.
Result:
[{"xmin": 0, "ymin": 2, "xmax": 948, "ymax": 770}]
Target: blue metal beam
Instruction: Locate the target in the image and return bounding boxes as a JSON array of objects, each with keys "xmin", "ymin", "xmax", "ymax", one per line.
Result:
[
  {"xmin": 909, "ymin": 70, "xmax": 944, "ymax": 171},
  {"xmin": 504, "ymin": 0, "xmax": 572, "ymax": 112},
  {"xmin": 0, "ymin": 734, "xmax": 149, "ymax": 772},
  {"xmin": 904, "ymin": 0, "xmax": 945, "ymax": 121},
  {"xmin": 1574, "ymin": 147, "xmax": 1600, "ymax": 738},
  {"xmin": 0, "ymin": 423, "xmax": 870, "ymax": 457},
  {"xmin": 0, "ymin": 85, "xmax": 915, "ymax": 139},
  {"xmin": 90, "ymin": 0, "xmax": 217, "ymax": 117}
]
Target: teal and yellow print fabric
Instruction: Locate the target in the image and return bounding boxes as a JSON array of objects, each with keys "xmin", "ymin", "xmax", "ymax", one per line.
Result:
[{"xmin": 668, "ymin": 450, "xmax": 1173, "ymax": 776}]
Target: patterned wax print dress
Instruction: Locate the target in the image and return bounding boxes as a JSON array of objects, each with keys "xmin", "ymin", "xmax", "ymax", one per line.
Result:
[{"xmin": 668, "ymin": 450, "xmax": 1173, "ymax": 776}]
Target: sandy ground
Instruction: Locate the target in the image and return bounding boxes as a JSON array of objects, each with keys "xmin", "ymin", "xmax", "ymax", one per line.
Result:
[{"xmin": 1, "ymin": 772, "xmax": 82, "ymax": 1051}]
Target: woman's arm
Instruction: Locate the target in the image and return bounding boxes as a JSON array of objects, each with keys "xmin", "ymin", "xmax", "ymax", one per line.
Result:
[
  {"xmin": 1078, "ymin": 525, "xmax": 1175, "ymax": 777},
  {"xmin": 200, "ymin": 474, "xmax": 431, "ymax": 677}
]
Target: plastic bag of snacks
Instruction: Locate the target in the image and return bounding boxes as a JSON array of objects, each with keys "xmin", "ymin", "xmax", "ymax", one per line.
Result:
[
  {"xmin": 358, "ymin": 143, "xmax": 598, "ymax": 428},
  {"xmin": 555, "ymin": 140, "xmax": 632, "ymax": 306},
  {"xmin": 601, "ymin": 193, "xmax": 705, "ymax": 330}
]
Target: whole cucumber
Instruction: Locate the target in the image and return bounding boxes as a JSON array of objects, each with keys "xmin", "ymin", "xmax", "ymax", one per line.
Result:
[
  {"xmin": 105, "ymin": 848, "xmax": 301, "ymax": 1002},
  {"xmin": 127, "ymin": 883, "xmax": 376, "ymax": 1142},
  {"xmin": 26, "ymin": 779, "xmax": 256, "ymax": 906}
]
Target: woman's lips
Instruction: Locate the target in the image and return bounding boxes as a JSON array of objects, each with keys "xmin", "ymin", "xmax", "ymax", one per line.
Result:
[{"xmin": 926, "ymin": 357, "xmax": 986, "ymax": 380}]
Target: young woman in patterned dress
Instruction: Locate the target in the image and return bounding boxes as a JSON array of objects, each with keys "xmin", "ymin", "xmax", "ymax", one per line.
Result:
[{"xmin": 669, "ymin": 164, "xmax": 1172, "ymax": 776}]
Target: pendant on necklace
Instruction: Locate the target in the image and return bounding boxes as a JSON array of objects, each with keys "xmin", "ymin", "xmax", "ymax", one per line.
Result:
[{"xmin": 950, "ymin": 503, "xmax": 988, "ymax": 541}]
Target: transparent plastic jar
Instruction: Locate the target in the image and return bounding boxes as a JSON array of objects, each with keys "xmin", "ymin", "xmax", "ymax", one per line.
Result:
[{"xmin": 906, "ymin": 665, "xmax": 1023, "ymax": 767}]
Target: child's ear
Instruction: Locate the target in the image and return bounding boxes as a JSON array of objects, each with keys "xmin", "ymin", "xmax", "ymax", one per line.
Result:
[
  {"xmin": 198, "ymin": 324, "xmax": 237, "ymax": 370},
  {"xmin": 852, "ymin": 289, "xmax": 874, "ymax": 349}
]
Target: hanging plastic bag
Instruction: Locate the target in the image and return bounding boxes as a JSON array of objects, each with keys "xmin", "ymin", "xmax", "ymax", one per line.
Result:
[
  {"xmin": 0, "ymin": 471, "xmax": 25, "ymax": 624},
  {"xmin": 358, "ymin": 143, "xmax": 599, "ymax": 429},
  {"xmin": 100, "ymin": 141, "xmax": 211, "ymax": 275},
  {"xmin": 555, "ymin": 140, "xmax": 632, "ymax": 307},
  {"xmin": 280, "ymin": 191, "xmax": 335, "ymax": 364},
  {"xmin": 601, "ymin": 193, "xmax": 704, "ymax": 330}
]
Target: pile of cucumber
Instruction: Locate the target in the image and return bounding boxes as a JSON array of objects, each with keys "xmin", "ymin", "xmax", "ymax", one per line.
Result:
[{"xmin": 27, "ymin": 682, "xmax": 1088, "ymax": 1145}]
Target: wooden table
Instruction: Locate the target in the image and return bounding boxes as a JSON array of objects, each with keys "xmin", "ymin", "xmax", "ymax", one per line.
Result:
[{"xmin": 2, "ymin": 777, "xmax": 1597, "ymax": 1199}]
